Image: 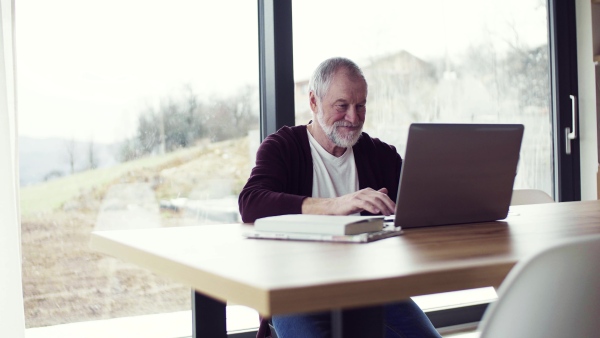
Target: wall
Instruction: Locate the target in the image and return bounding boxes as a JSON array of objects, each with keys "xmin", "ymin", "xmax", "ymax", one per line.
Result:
[{"xmin": 577, "ymin": 0, "xmax": 600, "ymax": 200}]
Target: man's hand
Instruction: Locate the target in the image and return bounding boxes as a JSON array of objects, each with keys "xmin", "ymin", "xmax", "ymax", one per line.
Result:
[{"xmin": 302, "ymin": 188, "xmax": 395, "ymax": 216}]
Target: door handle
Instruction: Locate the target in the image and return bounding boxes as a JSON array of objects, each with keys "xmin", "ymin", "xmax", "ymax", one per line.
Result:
[{"xmin": 565, "ymin": 94, "xmax": 577, "ymax": 155}]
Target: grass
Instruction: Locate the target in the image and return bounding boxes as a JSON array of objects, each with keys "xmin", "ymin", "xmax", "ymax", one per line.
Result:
[
  {"xmin": 19, "ymin": 137, "xmax": 251, "ymax": 217},
  {"xmin": 20, "ymin": 136, "xmax": 253, "ymax": 328}
]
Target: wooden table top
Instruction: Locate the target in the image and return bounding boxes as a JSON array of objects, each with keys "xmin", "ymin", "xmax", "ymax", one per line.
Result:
[{"xmin": 90, "ymin": 200, "xmax": 600, "ymax": 316}]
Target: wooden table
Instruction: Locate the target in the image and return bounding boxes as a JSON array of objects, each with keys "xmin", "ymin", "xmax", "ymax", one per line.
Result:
[{"xmin": 90, "ymin": 200, "xmax": 600, "ymax": 337}]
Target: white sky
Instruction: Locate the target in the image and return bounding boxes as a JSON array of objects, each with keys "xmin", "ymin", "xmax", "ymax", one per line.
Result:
[{"xmin": 16, "ymin": 0, "xmax": 546, "ymax": 143}]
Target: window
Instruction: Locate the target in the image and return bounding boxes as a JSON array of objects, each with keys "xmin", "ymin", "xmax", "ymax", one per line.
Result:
[
  {"xmin": 18, "ymin": 0, "xmax": 258, "ymax": 330},
  {"xmin": 13, "ymin": 0, "xmax": 584, "ymax": 335},
  {"xmin": 292, "ymin": 0, "xmax": 551, "ymax": 315}
]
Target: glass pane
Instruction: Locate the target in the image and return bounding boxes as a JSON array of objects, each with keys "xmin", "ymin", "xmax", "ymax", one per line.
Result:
[
  {"xmin": 18, "ymin": 0, "xmax": 259, "ymax": 331},
  {"xmin": 293, "ymin": 0, "xmax": 549, "ymax": 309},
  {"xmin": 293, "ymin": 0, "xmax": 551, "ymax": 195}
]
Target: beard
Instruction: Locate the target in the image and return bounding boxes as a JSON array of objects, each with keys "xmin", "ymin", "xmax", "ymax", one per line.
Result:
[{"xmin": 316, "ymin": 105, "xmax": 363, "ymax": 148}]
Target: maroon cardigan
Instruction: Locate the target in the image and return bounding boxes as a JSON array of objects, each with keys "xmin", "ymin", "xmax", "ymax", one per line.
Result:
[
  {"xmin": 239, "ymin": 125, "xmax": 402, "ymax": 222},
  {"xmin": 237, "ymin": 124, "xmax": 403, "ymax": 337}
]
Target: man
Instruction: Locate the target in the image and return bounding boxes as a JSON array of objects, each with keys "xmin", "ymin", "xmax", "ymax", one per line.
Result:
[{"xmin": 239, "ymin": 57, "xmax": 440, "ymax": 338}]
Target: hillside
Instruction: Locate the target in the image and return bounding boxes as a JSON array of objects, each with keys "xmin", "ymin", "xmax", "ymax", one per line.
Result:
[
  {"xmin": 20, "ymin": 136, "xmax": 253, "ymax": 328},
  {"xmin": 19, "ymin": 136, "xmax": 120, "ymax": 186}
]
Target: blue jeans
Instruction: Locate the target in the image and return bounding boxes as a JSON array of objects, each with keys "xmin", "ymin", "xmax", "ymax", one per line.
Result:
[{"xmin": 271, "ymin": 299, "xmax": 441, "ymax": 338}]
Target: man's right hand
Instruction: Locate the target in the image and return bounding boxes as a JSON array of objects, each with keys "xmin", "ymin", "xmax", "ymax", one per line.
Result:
[{"xmin": 302, "ymin": 187, "xmax": 395, "ymax": 216}]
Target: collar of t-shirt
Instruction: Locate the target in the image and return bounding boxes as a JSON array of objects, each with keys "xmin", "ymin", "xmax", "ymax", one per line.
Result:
[{"xmin": 307, "ymin": 129, "xmax": 359, "ymax": 199}]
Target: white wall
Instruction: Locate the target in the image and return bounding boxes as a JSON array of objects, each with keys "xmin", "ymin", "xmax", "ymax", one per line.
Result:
[
  {"xmin": 0, "ymin": 0, "xmax": 25, "ymax": 336},
  {"xmin": 577, "ymin": 0, "xmax": 599, "ymax": 200},
  {"xmin": 0, "ymin": 101, "xmax": 24, "ymax": 338}
]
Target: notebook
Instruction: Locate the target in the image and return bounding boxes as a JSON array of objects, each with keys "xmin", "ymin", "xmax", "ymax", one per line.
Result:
[
  {"xmin": 391, "ymin": 123, "xmax": 524, "ymax": 229},
  {"xmin": 253, "ymin": 214, "xmax": 385, "ymax": 235},
  {"xmin": 244, "ymin": 223, "xmax": 403, "ymax": 243}
]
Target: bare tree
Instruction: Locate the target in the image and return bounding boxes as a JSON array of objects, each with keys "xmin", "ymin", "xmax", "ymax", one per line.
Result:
[
  {"xmin": 87, "ymin": 138, "xmax": 98, "ymax": 170},
  {"xmin": 121, "ymin": 83, "xmax": 258, "ymax": 161},
  {"xmin": 65, "ymin": 138, "xmax": 77, "ymax": 175}
]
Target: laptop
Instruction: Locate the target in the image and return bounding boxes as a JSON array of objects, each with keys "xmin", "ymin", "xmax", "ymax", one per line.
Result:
[{"xmin": 392, "ymin": 123, "xmax": 524, "ymax": 229}]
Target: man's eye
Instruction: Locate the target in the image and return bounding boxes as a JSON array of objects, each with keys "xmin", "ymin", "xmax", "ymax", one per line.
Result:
[{"xmin": 336, "ymin": 104, "xmax": 348, "ymax": 110}]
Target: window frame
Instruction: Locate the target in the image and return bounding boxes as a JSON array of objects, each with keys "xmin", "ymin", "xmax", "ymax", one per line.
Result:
[
  {"xmin": 549, "ymin": 0, "xmax": 582, "ymax": 201},
  {"xmin": 256, "ymin": 0, "xmax": 582, "ymax": 330},
  {"xmin": 258, "ymin": 0, "xmax": 295, "ymax": 140}
]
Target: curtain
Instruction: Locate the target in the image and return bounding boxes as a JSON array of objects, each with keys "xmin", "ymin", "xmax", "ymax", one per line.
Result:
[{"xmin": 0, "ymin": 0, "xmax": 25, "ymax": 336}]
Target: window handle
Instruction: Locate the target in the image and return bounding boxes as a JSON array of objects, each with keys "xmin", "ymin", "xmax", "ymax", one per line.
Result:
[{"xmin": 565, "ymin": 95, "xmax": 577, "ymax": 155}]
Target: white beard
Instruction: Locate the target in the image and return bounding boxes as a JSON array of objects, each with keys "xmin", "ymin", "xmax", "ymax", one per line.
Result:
[{"xmin": 316, "ymin": 105, "xmax": 363, "ymax": 148}]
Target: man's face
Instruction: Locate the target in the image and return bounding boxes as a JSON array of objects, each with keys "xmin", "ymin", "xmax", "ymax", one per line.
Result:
[{"xmin": 313, "ymin": 68, "xmax": 367, "ymax": 148}]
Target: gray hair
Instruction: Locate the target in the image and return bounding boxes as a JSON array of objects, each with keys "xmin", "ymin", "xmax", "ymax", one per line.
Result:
[{"xmin": 308, "ymin": 57, "xmax": 366, "ymax": 100}]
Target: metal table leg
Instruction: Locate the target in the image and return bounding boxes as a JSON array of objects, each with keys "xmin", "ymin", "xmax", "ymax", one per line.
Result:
[
  {"xmin": 192, "ymin": 290, "xmax": 227, "ymax": 338},
  {"xmin": 331, "ymin": 306, "xmax": 384, "ymax": 338}
]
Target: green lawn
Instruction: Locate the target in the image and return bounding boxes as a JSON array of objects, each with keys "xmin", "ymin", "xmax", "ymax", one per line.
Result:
[{"xmin": 19, "ymin": 145, "xmax": 207, "ymax": 217}]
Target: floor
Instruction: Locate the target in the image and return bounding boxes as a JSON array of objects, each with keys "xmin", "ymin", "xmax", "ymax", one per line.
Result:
[
  {"xmin": 24, "ymin": 307, "xmax": 481, "ymax": 338},
  {"xmin": 445, "ymin": 333, "xmax": 480, "ymax": 338},
  {"xmin": 24, "ymin": 307, "xmax": 257, "ymax": 338},
  {"xmin": 442, "ymin": 328, "xmax": 480, "ymax": 338}
]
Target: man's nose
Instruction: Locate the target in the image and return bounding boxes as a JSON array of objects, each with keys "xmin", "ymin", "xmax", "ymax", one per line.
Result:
[{"xmin": 345, "ymin": 107, "xmax": 360, "ymax": 125}]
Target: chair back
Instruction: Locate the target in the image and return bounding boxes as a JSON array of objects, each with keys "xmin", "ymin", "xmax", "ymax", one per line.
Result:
[
  {"xmin": 478, "ymin": 235, "xmax": 600, "ymax": 338},
  {"xmin": 510, "ymin": 189, "xmax": 554, "ymax": 206}
]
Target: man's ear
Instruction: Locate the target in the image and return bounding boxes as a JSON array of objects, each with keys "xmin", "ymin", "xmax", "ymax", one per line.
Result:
[{"xmin": 309, "ymin": 91, "xmax": 318, "ymax": 113}]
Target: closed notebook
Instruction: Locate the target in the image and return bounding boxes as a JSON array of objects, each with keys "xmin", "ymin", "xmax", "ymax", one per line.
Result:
[
  {"xmin": 244, "ymin": 226, "xmax": 403, "ymax": 243},
  {"xmin": 254, "ymin": 214, "xmax": 384, "ymax": 235}
]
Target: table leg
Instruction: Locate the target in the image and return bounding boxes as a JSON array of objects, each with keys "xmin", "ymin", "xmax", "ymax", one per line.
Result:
[
  {"xmin": 192, "ymin": 290, "xmax": 227, "ymax": 338},
  {"xmin": 331, "ymin": 306, "xmax": 384, "ymax": 338}
]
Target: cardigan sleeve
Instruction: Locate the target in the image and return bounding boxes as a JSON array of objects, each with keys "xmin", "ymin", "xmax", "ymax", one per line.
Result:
[
  {"xmin": 353, "ymin": 133, "xmax": 403, "ymax": 208},
  {"xmin": 238, "ymin": 126, "xmax": 313, "ymax": 223}
]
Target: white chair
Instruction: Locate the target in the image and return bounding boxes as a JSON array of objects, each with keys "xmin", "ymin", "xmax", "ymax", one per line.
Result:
[
  {"xmin": 510, "ymin": 189, "xmax": 554, "ymax": 206},
  {"xmin": 478, "ymin": 234, "xmax": 600, "ymax": 338}
]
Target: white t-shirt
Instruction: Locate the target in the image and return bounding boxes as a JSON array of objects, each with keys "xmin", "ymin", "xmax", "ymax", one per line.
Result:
[{"xmin": 307, "ymin": 129, "xmax": 359, "ymax": 199}]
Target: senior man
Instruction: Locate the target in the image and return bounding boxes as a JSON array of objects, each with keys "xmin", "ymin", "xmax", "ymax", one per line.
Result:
[{"xmin": 239, "ymin": 57, "xmax": 441, "ymax": 338}]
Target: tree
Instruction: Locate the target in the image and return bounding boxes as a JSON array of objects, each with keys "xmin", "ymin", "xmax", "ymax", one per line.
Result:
[
  {"xmin": 87, "ymin": 139, "xmax": 98, "ymax": 170},
  {"xmin": 64, "ymin": 138, "xmax": 77, "ymax": 174},
  {"xmin": 205, "ymin": 85, "xmax": 259, "ymax": 142},
  {"xmin": 504, "ymin": 44, "xmax": 549, "ymax": 112},
  {"xmin": 120, "ymin": 84, "xmax": 258, "ymax": 161},
  {"xmin": 136, "ymin": 107, "xmax": 161, "ymax": 155}
]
